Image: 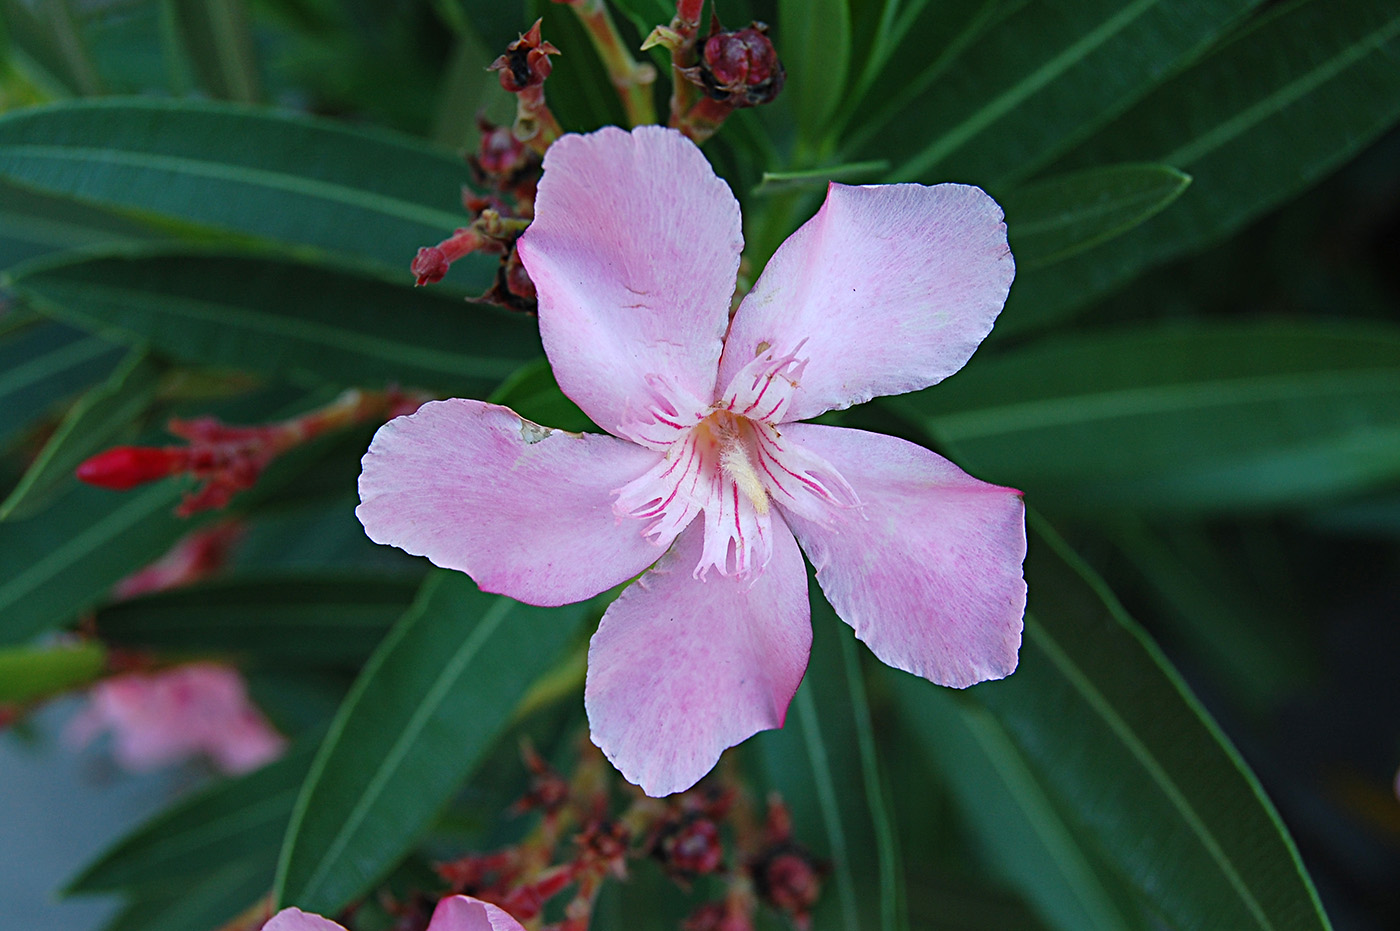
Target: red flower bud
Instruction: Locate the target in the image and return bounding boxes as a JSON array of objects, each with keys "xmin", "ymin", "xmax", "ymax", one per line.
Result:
[
  {"xmin": 489, "ymin": 20, "xmax": 560, "ymax": 93},
  {"xmin": 411, "ymin": 246, "xmax": 451, "ymax": 286},
  {"xmin": 696, "ymin": 24, "xmax": 784, "ymax": 107},
  {"xmin": 76, "ymin": 446, "xmax": 185, "ymax": 490}
]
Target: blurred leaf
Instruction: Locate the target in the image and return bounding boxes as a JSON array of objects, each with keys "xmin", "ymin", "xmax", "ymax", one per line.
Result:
[
  {"xmin": 169, "ymin": 0, "xmax": 261, "ymax": 102},
  {"xmin": 780, "ymin": 0, "xmax": 851, "ymax": 154},
  {"xmin": 0, "ymin": 99, "xmax": 485, "ymax": 279},
  {"xmin": 895, "ymin": 319, "xmax": 1400, "ymax": 512},
  {"xmin": 67, "ymin": 739, "xmax": 316, "ymax": 894},
  {"xmin": 1000, "ymin": 164, "xmax": 1191, "ymax": 269},
  {"xmin": 894, "ymin": 677, "xmax": 1146, "ymax": 931},
  {"xmin": 0, "ymin": 480, "xmax": 197, "ymax": 645},
  {"xmin": 1011, "ymin": 0, "xmax": 1400, "ymax": 332},
  {"xmin": 95, "ymin": 574, "xmax": 419, "ymax": 667},
  {"xmin": 0, "ymin": 348, "xmax": 163, "ymax": 521},
  {"xmin": 754, "ymin": 584, "xmax": 879, "ymax": 931},
  {"xmin": 753, "ymin": 159, "xmax": 889, "ymax": 195},
  {"xmin": 7, "ymin": 249, "xmax": 541, "ymax": 396},
  {"xmin": 0, "ymin": 641, "xmax": 105, "ymax": 702},
  {"xmin": 274, "ymin": 571, "xmax": 592, "ymax": 914},
  {"xmin": 99, "ymin": 853, "xmax": 271, "ymax": 931},
  {"xmin": 968, "ymin": 513, "xmax": 1332, "ymax": 931},
  {"xmin": 873, "ymin": 0, "xmax": 1261, "ymax": 186},
  {"xmin": 0, "ymin": 320, "xmax": 123, "ymax": 451},
  {"xmin": 0, "ymin": 0, "xmax": 104, "ymax": 95},
  {"xmin": 488, "ymin": 356, "xmax": 593, "ymax": 433},
  {"xmin": 0, "ymin": 177, "xmax": 155, "ymax": 270}
]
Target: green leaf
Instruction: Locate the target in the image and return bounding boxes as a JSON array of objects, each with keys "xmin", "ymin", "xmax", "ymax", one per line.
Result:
[
  {"xmin": 0, "ymin": 99, "xmax": 483, "ymax": 278},
  {"xmin": 7, "ymin": 249, "xmax": 541, "ymax": 396},
  {"xmin": 893, "ymin": 319, "xmax": 1400, "ymax": 512},
  {"xmin": 95, "ymin": 574, "xmax": 419, "ymax": 667},
  {"xmin": 274, "ymin": 571, "xmax": 592, "ymax": 914},
  {"xmin": 0, "ymin": 348, "xmax": 163, "ymax": 521},
  {"xmin": 67, "ymin": 740, "xmax": 316, "ymax": 894},
  {"xmin": 0, "ymin": 177, "xmax": 154, "ymax": 270},
  {"xmin": 99, "ymin": 853, "xmax": 272, "ymax": 931},
  {"xmin": 893, "ymin": 677, "xmax": 1145, "ymax": 931},
  {"xmin": 169, "ymin": 0, "xmax": 261, "ymax": 103},
  {"xmin": 1000, "ymin": 164, "xmax": 1191, "ymax": 269},
  {"xmin": 753, "ymin": 159, "xmax": 890, "ymax": 195},
  {"xmin": 1010, "ymin": 0, "xmax": 1400, "ymax": 332},
  {"xmin": 487, "ymin": 356, "xmax": 593, "ymax": 434},
  {"xmin": 0, "ymin": 321, "xmax": 124, "ymax": 450},
  {"xmin": 780, "ymin": 0, "xmax": 852, "ymax": 154},
  {"xmin": 0, "ymin": 641, "xmax": 106, "ymax": 702},
  {"xmin": 962, "ymin": 513, "xmax": 1332, "ymax": 931},
  {"xmin": 0, "ymin": 0, "xmax": 104, "ymax": 95},
  {"xmin": 0, "ymin": 480, "xmax": 198, "ymax": 645},
  {"xmin": 873, "ymin": 0, "xmax": 1261, "ymax": 186}
]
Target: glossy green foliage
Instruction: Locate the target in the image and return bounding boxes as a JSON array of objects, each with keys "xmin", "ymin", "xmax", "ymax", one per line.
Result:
[
  {"xmin": 275, "ymin": 572, "xmax": 593, "ymax": 914},
  {"xmin": 7, "ymin": 250, "xmax": 540, "ymax": 396}
]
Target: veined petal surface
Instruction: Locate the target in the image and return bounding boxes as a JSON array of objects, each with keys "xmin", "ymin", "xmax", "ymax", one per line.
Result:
[
  {"xmin": 357, "ymin": 400, "xmax": 667, "ymax": 607},
  {"xmin": 585, "ymin": 520, "xmax": 810, "ymax": 796},
  {"xmin": 519, "ymin": 126, "xmax": 744, "ymax": 437},
  {"xmin": 778, "ymin": 424, "xmax": 1026, "ymax": 688},
  {"xmin": 428, "ymin": 895, "xmax": 527, "ymax": 931},
  {"xmin": 263, "ymin": 909, "xmax": 346, "ymax": 931},
  {"xmin": 720, "ymin": 182, "xmax": 1014, "ymax": 421}
]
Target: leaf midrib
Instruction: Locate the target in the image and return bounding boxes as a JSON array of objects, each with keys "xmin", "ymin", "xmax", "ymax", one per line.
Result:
[
  {"xmin": 0, "ymin": 145, "xmax": 465, "ymax": 231},
  {"xmin": 922, "ymin": 367, "xmax": 1400, "ymax": 440}
]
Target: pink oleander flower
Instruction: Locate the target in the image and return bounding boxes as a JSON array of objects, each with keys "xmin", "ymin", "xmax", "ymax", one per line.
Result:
[
  {"xmin": 265, "ymin": 896, "xmax": 524, "ymax": 931},
  {"xmin": 66, "ymin": 662, "xmax": 285, "ymax": 774},
  {"xmin": 358, "ymin": 126, "xmax": 1026, "ymax": 796}
]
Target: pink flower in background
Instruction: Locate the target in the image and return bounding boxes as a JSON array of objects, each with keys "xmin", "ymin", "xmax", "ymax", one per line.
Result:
[
  {"xmin": 358, "ymin": 126, "xmax": 1026, "ymax": 796},
  {"xmin": 264, "ymin": 895, "xmax": 524, "ymax": 931},
  {"xmin": 66, "ymin": 662, "xmax": 285, "ymax": 774}
]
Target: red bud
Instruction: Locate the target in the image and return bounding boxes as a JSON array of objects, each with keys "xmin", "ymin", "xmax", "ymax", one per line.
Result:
[{"xmin": 76, "ymin": 447, "xmax": 183, "ymax": 490}]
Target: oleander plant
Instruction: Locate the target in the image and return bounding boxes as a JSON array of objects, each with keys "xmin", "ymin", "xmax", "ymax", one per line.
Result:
[{"xmin": 1, "ymin": 1, "xmax": 1398, "ymax": 930}]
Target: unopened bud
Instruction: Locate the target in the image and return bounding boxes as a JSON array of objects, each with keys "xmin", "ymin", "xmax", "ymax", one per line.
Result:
[
  {"xmin": 659, "ymin": 817, "xmax": 724, "ymax": 878},
  {"xmin": 753, "ymin": 850, "xmax": 822, "ymax": 919},
  {"xmin": 412, "ymin": 247, "xmax": 451, "ymax": 286},
  {"xmin": 698, "ymin": 24, "xmax": 784, "ymax": 107},
  {"xmin": 77, "ymin": 446, "xmax": 184, "ymax": 490}
]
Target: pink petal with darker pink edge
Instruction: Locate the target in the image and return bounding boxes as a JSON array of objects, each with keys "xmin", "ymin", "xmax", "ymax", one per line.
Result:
[
  {"xmin": 776, "ymin": 424, "xmax": 1026, "ymax": 688},
  {"xmin": 719, "ymin": 182, "xmax": 1014, "ymax": 423},
  {"xmin": 518, "ymin": 125, "xmax": 744, "ymax": 438},
  {"xmin": 357, "ymin": 399, "xmax": 669, "ymax": 607},
  {"xmin": 585, "ymin": 520, "xmax": 810, "ymax": 796}
]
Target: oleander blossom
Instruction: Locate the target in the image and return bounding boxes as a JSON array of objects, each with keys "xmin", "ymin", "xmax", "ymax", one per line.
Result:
[
  {"xmin": 66, "ymin": 663, "xmax": 285, "ymax": 775},
  {"xmin": 358, "ymin": 126, "xmax": 1026, "ymax": 796},
  {"xmin": 263, "ymin": 895, "xmax": 524, "ymax": 931}
]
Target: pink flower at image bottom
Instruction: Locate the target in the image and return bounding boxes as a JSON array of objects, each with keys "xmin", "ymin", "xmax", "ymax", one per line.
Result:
[
  {"xmin": 264, "ymin": 895, "xmax": 523, "ymax": 931},
  {"xmin": 357, "ymin": 126, "xmax": 1027, "ymax": 796}
]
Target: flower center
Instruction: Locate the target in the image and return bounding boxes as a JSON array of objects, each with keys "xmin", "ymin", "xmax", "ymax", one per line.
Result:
[{"xmin": 613, "ymin": 343, "xmax": 860, "ymax": 581}]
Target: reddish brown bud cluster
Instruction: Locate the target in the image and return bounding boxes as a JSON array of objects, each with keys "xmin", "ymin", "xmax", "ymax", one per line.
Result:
[
  {"xmin": 746, "ymin": 797, "xmax": 824, "ymax": 930},
  {"xmin": 693, "ymin": 24, "xmax": 785, "ymax": 107},
  {"xmin": 489, "ymin": 20, "xmax": 559, "ymax": 93},
  {"xmin": 76, "ymin": 390, "xmax": 422, "ymax": 517}
]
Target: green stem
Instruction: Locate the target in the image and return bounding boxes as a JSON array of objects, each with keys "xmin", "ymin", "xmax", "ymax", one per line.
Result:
[{"xmin": 563, "ymin": 0, "xmax": 658, "ymax": 126}]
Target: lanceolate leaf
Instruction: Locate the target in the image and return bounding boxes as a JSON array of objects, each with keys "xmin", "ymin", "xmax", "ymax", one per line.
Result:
[
  {"xmin": 780, "ymin": 0, "xmax": 852, "ymax": 152},
  {"xmin": 0, "ymin": 99, "xmax": 481, "ymax": 278},
  {"xmin": 99, "ymin": 853, "xmax": 273, "ymax": 931},
  {"xmin": 960, "ymin": 514, "xmax": 1331, "ymax": 931},
  {"xmin": 274, "ymin": 571, "xmax": 592, "ymax": 914},
  {"xmin": 1000, "ymin": 164, "xmax": 1191, "ymax": 269},
  {"xmin": 0, "ymin": 481, "xmax": 197, "ymax": 645},
  {"xmin": 95, "ymin": 574, "xmax": 419, "ymax": 666},
  {"xmin": 67, "ymin": 740, "xmax": 317, "ymax": 894},
  {"xmin": 0, "ymin": 177, "xmax": 154, "ymax": 270},
  {"xmin": 0, "ymin": 321, "xmax": 124, "ymax": 450},
  {"xmin": 894, "ymin": 320, "xmax": 1400, "ymax": 512},
  {"xmin": 0, "ymin": 348, "xmax": 163, "ymax": 521},
  {"xmin": 874, "ymin": 0, "xmax": 1261, "ymax": 186},
  {"xmin": 7, "ymin": 249, "xmax": 541, "ymax": 396},
  {"xmin": 893, "ymin": 678, "xmax": 1145, "ymax": 931},
  {"xmin": 1010, "ymin": 0, "xmax": 1400, "ymax": 331}
]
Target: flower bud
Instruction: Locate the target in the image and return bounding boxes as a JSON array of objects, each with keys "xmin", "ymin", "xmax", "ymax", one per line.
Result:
[
  {"xmin": 695, "ymin": 24, "xmax": 784, "ymax": 107},
  {"xmin": 76, "ymin": 446, "xmax": 185, "ymax": 490},
  {"xmin": 489, "ymin": 20, "xmax": 560, "ymax": 93}
]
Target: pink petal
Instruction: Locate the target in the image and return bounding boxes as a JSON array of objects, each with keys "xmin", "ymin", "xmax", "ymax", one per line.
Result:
[
  {"xmin": 262, "ymin": 907, "xmax": 346, "ymax": 931},
  {"xmin": 719, "ymin": 182, "xmax": 1014, "ymax": 422},
  {"xmin": 585, "ymin": 520, "xmax": 810, "ymax": 796},
  {"xmin": 777, "ymin": 424, "xmax": 1026, "ymax": 688},
  {"xmin": 518, "ymin": 126, "xmax": 743, "ymax": 437},
  {"xmin": 358, "ymin": 399, "xmax": 668, "ymax": 607},
  {"xmin": 427, "ymin": 895, "xmax": 527, "ymax": 931}
]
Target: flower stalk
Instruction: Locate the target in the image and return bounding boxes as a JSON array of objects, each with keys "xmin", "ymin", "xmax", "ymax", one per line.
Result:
[
  {"xmin": 553, "ymin": 0, "xmax": 657, "ymax": 127},
  {"xmin": 490, "ymin": 20, "xmax": 565, "ymax": 154}
]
